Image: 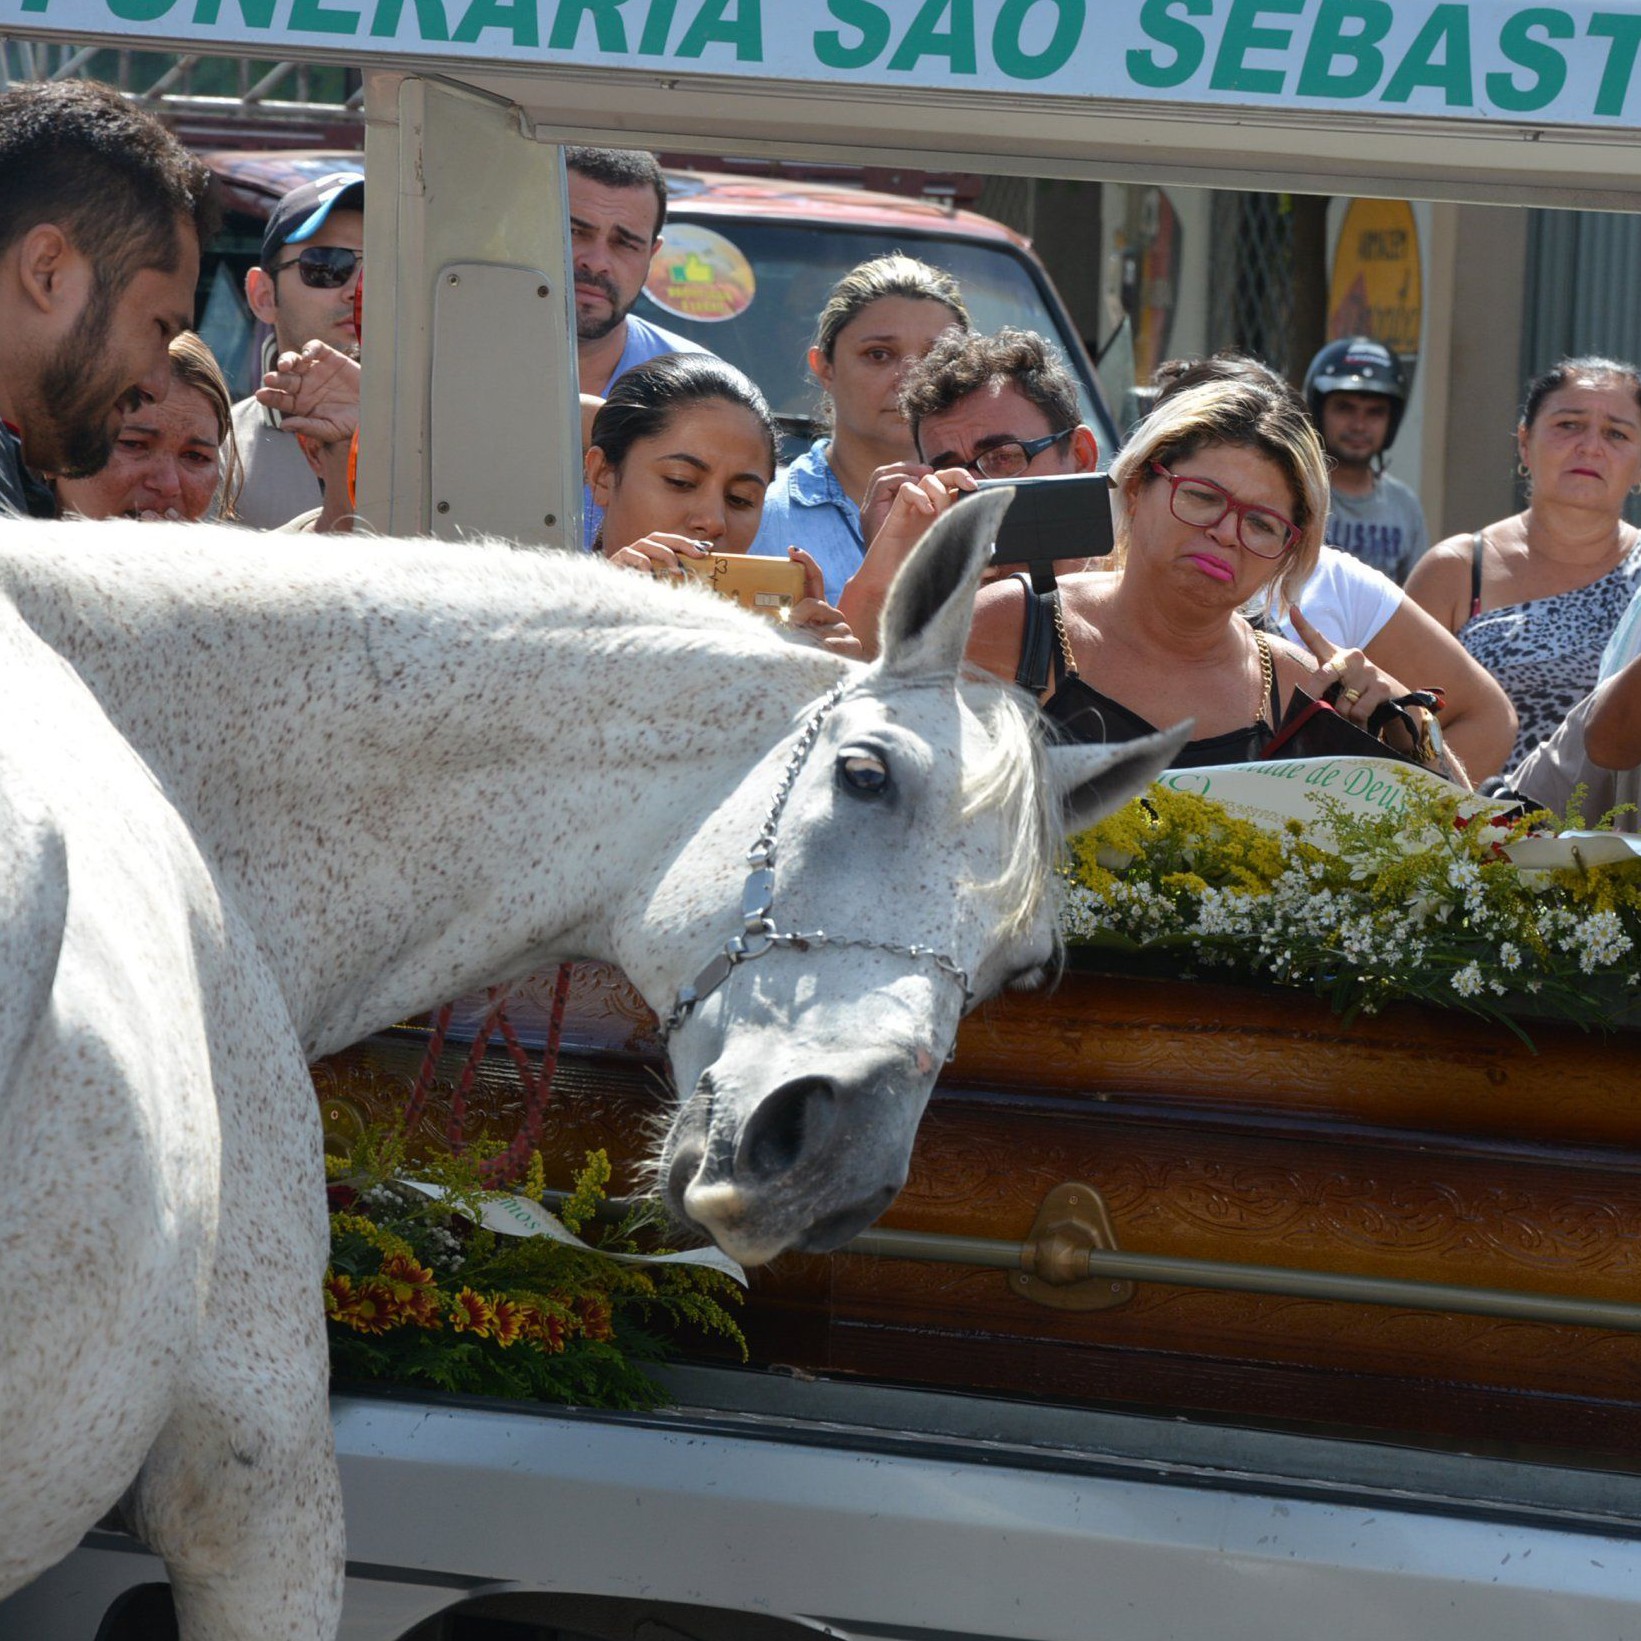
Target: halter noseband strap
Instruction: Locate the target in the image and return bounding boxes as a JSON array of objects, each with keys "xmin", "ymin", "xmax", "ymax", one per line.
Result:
[{"xmin": 659, "ymin": 679, "xmax": 973, "ymax": 1042}]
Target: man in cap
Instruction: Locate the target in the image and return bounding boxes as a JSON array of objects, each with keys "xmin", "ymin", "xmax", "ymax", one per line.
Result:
[
  {"xmin": 231, "ymin": 170, "xmax": 364, "ymax": 528},
  {"xmin": 0, "ymin": 79, "xmax": 213, "ymax": 519},
  {"xmin": 1303, "ymin": 335, "xmax": 1429, "ymax": 584}
]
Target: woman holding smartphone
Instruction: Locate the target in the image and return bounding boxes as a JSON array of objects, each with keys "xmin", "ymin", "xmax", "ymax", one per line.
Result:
[{"xmin": 587, "ymin": 352, "xmax": 860, "ymax": 656}]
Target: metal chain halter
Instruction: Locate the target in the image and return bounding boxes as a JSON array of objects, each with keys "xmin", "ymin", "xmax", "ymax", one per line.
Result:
[{"xmin": 659, "ymin": 679, "xmax": 973, "ymax": 1041}]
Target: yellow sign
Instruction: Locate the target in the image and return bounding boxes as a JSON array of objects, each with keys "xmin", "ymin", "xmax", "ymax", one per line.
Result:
[
  {"xmin": 1327, "ymin": 199, "xmax": 1421, "ymax": 357},
  {"xmin": 644, "ymin": 226, "xmax": 756, "ymax": 324}
]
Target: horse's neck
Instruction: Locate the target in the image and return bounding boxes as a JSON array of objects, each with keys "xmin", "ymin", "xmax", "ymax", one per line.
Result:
[{"xmin": 1, "ymin": 528, "xmax": 846, "ymax": 1056}]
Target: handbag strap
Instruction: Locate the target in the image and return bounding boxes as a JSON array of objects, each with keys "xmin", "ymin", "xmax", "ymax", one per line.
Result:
[
  {"xmin": 1012, "ymin": 573, "xmax": 1054, "ymax": 693},
  {"xmin": 1013, "ymin": 575, "xmax": 1079, "ymax": 693}
]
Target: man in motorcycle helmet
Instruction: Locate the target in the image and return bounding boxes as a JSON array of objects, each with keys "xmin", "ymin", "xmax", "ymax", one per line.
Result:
[{"xmin": 1304, "ymin": 336, "xmax": 1429, "ymax": 584}]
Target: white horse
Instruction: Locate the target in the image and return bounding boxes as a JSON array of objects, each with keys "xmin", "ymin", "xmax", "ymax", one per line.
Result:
[{"xmin": 0, "ymin": 490, "xmax": 1181, "ymax": 1638}]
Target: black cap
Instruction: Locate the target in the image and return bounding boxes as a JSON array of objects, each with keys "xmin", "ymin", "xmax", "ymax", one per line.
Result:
[{"xmin": 261, "ymin": 171, "xmax": 365, "ymax": 268}]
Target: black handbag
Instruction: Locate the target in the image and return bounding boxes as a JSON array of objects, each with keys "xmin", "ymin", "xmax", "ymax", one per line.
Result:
[{"xmin": 1261, "ymin": 683, "xmax": 1440, "ymax": 771}]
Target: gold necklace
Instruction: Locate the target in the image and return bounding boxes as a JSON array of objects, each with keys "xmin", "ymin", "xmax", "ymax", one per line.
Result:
[{"xmin": 1244, "ymin": 621, "xmax": 1274, "ymax": 726}]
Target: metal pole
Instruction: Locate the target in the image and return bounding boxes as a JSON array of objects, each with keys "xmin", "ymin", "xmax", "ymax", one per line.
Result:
[{"xmin": 844, "ymin": 1226, "xmax": 1641, "ymax": 1334}]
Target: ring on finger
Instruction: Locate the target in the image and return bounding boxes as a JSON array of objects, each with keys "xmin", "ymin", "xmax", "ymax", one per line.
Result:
[
  {"xmin": 1326, "ymin": 654, "xmax": 1348, "ymax": 677},
  {"xmin": 1342, "ymin": 686, "xmax": 1362, "ymax": 704}
]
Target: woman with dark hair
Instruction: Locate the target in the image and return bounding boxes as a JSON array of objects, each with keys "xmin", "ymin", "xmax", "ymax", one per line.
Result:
[
  {"xmin": 586, "ymin": 352, "xmax": 858, "ymax": 655},
  {"xmin": 748, "ymin": 253, "xmax": 969, "ymax": 600},
  {"xmin": 1407, "ymin": 355, "xmax": 1641, "ymax": 779}
]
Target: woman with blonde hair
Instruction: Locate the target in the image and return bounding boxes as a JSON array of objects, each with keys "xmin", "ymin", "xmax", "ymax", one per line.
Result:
[
  {"xmin": 749, "ymin": 252, "xmax": 969, "ymax": 600},
  {"xmin": 56, "ymin": 331, "xmax": 243, "ymax": 522},
  {"xmin": 849, "ymin": 337, "xmax": 1454, "ymax": 774}
]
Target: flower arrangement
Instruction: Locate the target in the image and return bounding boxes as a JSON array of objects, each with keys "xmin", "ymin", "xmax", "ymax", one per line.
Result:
[
  {"xmin": 324, "ymin": 1133, "xmax": 745, "ymax": 1409},
  {"xmin": 1059, "ymin": 780, "xmax": 1641, "ymax": 1036}
]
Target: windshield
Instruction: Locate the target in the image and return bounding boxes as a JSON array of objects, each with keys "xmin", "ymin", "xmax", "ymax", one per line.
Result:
[{"xmin": 635, "ymin": 217, "xmax": 1117, "ymax": 459}]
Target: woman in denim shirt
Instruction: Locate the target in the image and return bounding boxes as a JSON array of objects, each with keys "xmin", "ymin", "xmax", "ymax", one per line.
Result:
[{"xmin": 750, "ymin": 254, "xmax": 968, "ymax": 602}]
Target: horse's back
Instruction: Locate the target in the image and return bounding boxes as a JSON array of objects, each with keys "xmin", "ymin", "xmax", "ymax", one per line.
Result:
[{"xmin": 0, "ymin": 597, "xmax": 224, "ymax": 1595}]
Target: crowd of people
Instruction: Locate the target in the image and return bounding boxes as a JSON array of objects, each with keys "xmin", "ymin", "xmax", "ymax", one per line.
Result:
[{"xmin": 6, "ymin": 77, "xmax": 1641, "ymax": 810}]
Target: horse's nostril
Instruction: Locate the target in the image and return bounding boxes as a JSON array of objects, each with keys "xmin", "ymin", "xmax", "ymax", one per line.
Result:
[{"xmin": 737, "ymin": 1075, "xmax": 837, "ymax": 1181}]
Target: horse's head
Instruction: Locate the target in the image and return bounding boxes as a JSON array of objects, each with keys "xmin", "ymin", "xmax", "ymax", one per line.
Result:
[{"xmin": 645, "ymin": 490, "xmax": 1186, "ymax": 1266}]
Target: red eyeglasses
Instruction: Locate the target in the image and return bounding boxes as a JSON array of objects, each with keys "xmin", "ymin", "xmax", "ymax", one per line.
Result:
[{"xmin": 1149, "ymin": 462, "xmax": 1299, "ymax": 559}]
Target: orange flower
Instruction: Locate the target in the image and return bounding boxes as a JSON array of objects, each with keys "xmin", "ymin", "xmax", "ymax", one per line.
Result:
[
  {"xmin": 450, "ymin": 1287, "xmax": 494, "ymax": 1336},
  {"xmin": 575, "ymin": 1296, "xmax": 614, "ymax": 1342},
  {"xmin": 328, "ymin": 1274, "xmax": 402, "ymax": 1335},
  {"xmin": 377, "ymin": 1253, "xmax": 441, "ymax": 1329},
  {"xmin": 519, "ymin": 1306, "xmax": 566, "ymax": 1353},
  {"xmin": 488, "ymin": 1296, "xmax": 525, "ymax": 1348},
  {"xmin": 323, "ymin": 1271, "xmax": 353, "ymax": 1318}
]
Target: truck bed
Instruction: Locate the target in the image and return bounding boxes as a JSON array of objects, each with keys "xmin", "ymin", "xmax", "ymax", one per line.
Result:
[{"xmin": 8, "ymin": 1364, "xmax": 1641, "ymax": 1641}]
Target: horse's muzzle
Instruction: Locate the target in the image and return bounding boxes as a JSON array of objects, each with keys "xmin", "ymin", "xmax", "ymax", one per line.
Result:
[{"xmin": 662, "ymin": 1045, "xmax": 933, "ymax": 1267}]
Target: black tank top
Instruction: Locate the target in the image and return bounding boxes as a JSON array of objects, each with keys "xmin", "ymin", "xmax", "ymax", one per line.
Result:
[{"xmin": 1016, "ymin": 579, "xmax": 1279, "ymax": 770}]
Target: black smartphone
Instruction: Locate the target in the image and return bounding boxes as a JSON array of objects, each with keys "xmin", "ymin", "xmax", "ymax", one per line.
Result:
[{"xmin": 970, "ymin": 472, "xmax": 1116, "ymax": 572}]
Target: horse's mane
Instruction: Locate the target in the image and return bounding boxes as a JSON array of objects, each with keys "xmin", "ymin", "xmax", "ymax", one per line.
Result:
[{"xmin": 954, "ymin": 670, "xmax": 1059, "ymax": 943}]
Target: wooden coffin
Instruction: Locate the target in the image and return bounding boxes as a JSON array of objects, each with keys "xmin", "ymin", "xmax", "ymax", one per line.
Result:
[{"xmin": 312, "ymin": 961, "xmax": 1641, "ymax": 1457}]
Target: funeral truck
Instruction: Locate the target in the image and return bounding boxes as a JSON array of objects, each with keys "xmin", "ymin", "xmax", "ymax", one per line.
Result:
[{"xmin": 5, "ymin": 4, "xmax": 1641, "ymax": 1638}]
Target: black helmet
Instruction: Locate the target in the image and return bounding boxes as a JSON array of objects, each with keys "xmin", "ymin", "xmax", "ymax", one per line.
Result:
[{"xmin": 1304, "ymin": 336, "xmax": 1409, "ymax": 447}]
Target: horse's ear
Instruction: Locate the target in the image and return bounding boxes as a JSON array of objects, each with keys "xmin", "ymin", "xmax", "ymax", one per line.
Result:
[
  {"xmin": 1047, "ymin": 722, "xmax": 1193, "ymax": 837},
  {"xmin": 878, "ymin": 487, "xmax": 1011, "ymax": 679}
]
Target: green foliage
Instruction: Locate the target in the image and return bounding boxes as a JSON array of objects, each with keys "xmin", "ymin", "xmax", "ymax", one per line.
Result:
[{"xmin": 324, "ymin": 1136, "xmax": 744, "ymax": 1410}]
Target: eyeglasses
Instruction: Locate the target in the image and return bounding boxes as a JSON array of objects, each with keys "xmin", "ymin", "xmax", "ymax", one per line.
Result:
[
  {"xmin": 1148, "ymin": 462, "xmax": 1298, "ymax": 559},
  {"xmin": 933, "ymin": 427, "xmax": 1075, "ymax": 480},
  {"xmin": 269, "ymin": 245, "xmax": 363, "ymax": 289}
]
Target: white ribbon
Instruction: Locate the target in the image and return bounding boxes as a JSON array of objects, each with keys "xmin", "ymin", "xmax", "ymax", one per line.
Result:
[{"xmin": 395, "ymin": 1179, "xmax": 747, "ymax": 1285}]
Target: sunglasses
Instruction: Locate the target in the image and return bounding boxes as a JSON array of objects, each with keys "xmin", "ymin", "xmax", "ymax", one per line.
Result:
[{"xmin": 269, "ymin": 245, "xmax": 363, "ymax": 289}]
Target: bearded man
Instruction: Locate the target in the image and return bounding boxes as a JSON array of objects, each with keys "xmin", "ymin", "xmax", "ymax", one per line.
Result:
[{"xmin": 0, "ymin": 79, "xmax": 214, "ymax": 520}]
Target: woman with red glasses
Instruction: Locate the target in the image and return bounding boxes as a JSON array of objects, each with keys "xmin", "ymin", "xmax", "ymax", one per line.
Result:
[{"xmin": 964, "ymin": 372, "xmax": 1456, "ymax": 774}]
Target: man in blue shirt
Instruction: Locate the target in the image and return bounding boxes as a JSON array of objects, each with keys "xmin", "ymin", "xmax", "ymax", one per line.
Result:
[
  {"xmin": 568, "ymin": 147, "xmax": 704, "ymax": 398},
  {"xmin": 569, "ymin": 147, "xmax": 708, "ymax": 545}
]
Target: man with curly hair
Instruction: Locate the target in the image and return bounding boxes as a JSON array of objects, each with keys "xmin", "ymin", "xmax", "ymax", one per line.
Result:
[{"xmin": 839, "ymin": 326, "xmax": 1101, "ymax": 641}]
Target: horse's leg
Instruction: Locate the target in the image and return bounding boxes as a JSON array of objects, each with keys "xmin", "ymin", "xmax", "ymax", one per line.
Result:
[{"xmin": 127, "ymin": 1028, "xmax": 344, "ymax": 1641}]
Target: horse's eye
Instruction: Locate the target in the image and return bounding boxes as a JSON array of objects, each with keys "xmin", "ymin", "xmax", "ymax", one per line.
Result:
[{"xmin": 838, "ymin": 748, "xmax": 890, "ymax": 796}]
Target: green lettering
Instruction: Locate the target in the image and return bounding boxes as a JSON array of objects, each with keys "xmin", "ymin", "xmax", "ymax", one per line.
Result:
[
  {"xmin": 675, "ymin": 0, "xmax": 760, "ymax": 58},
  {"xmin": 992, "ymin": 0, "xmax": 1083, "ymax": 81},
  {"xmin": 813, "ymin": 0, "xmax": 891, "ymax": 69},
  {"xmin": 545, "ymin": 0, "xmax": 624, "ymax": 50},
  {"xmin": 1210, "ymin": 0, "xmax": 1303, "ymax": 94},
  {"xmin": 637, "ymin": 0, "xmax": 677, "ymax": 52},
  {"xmin": 1485, "ymin": 7, "xmax": 1571, "ymax": 112},
  {"xmin": 457, "ymin": 0, "xmax": 540, "ymax": 46},
  {"xmin": 288, "ymin": 0, "xmax": 358, "ymax": 32},
  {"xmin": 886, "ymin": 0, "xmax": 976, "ymax": 73},
  {"xmin": 1383, "ymin": 3, "xmax": 1473, "ymax": 105},
  {"xmin": 1296, "ymin": 0, "xmax": 1391, "ymax": 98},
  {"xmin": 106, "ymin": 0, "xmax": 177, "ymax": 18},
  {"xmin": 1589, "ymin": 13, "xmax": 1641, "ymax": 118},
  {"xmin": 193, "ymin": 0, "xmax": 272, "ymax": 21},
  {"xmin": 1127, "ymin": 0, "xmax": 1209, "ymax": 89},
  {"xmin": 370, "ymin": 0, "xmax": 448, "ymax": 41}
]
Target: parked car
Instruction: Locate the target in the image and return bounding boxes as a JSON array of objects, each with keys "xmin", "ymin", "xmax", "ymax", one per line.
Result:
[{"xmin": 192, "ymin": 150, "xmax": 1119, "ymax": 457}]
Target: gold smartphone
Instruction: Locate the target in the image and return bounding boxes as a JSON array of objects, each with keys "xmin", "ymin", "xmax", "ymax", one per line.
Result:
[{"xmin": 674, "ymin": 552, "xmax": 806, "ymax": 618}]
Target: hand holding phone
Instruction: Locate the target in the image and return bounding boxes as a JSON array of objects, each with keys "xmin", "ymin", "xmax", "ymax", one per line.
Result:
[
  {"xmin": 971, "ymin": 473, "xmax": 1116, "ymax": 569},
  {"xmin": 675, "ymin": 551, "xmax": 806, "ymax": 618}
]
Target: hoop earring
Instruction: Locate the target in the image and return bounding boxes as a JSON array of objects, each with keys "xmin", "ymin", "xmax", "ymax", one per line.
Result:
[{"xmin": 1517, "ymin": 461, "xmax": 1530, "ymax": 477}]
